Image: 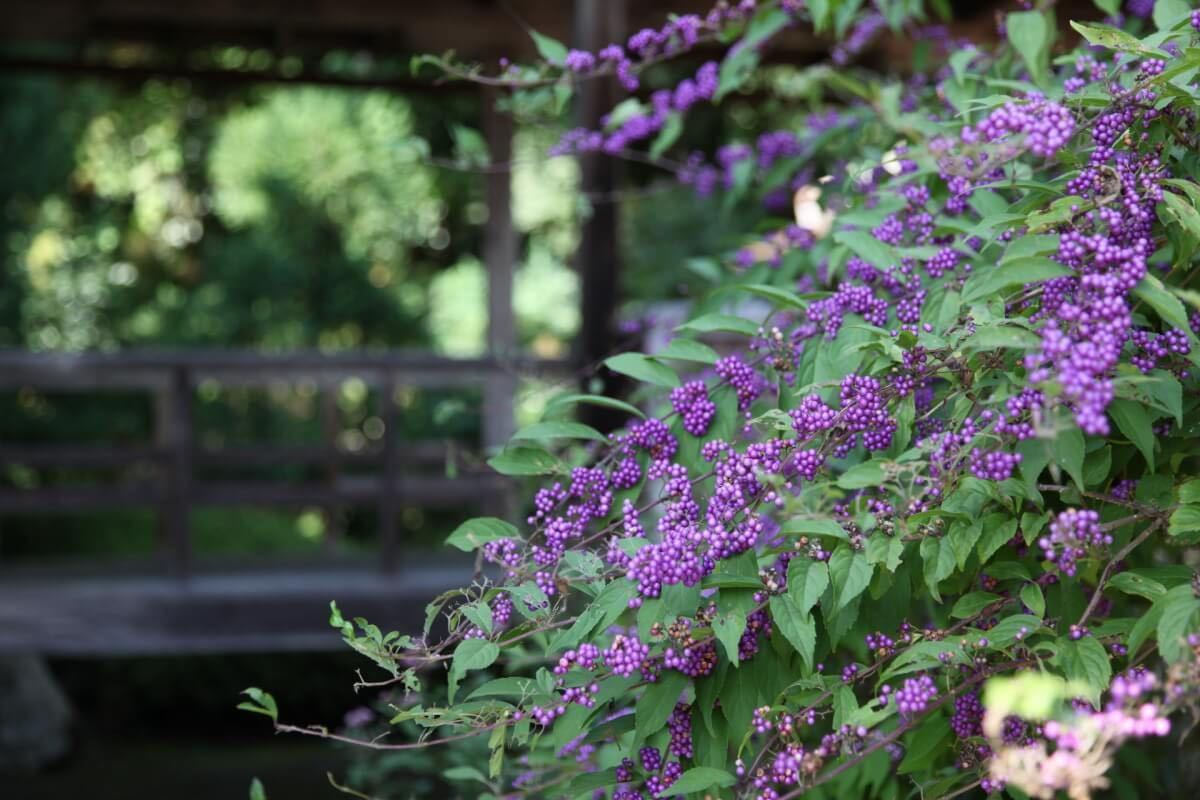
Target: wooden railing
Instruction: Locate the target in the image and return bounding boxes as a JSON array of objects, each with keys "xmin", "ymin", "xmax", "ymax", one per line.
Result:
[{"xmin": 0, "ymin": 350, "xmax": 570, "ymax": 577}]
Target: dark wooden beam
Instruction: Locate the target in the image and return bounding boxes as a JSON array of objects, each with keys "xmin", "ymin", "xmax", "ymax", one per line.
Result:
[
  {"xmin": 0, "ymin": 558, "xmax": 474, "ymax": 655},
  {"xmin": 574, "ymin": 0, "xmax": 628, "ymax": 431}
]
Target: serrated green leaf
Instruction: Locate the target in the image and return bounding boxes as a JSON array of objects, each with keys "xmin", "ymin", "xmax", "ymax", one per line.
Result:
[
  {"xmin": 546, "ymin": 393, "xmax": 646, "ymax": 420},
  {"xmin": 487, "ymin": 445, "xmax": 563, "ymax": 476},
  {"xmin": 780, "ymin": 518, "xmax": 848, "ymax": 540},
  {"xmin": 1106, "ymin": 571, "xmax": 1166, "ymax": 602},
  {"xmin": 829, "ymin": 546, "xmax": 874, "ymax": 609},
  {"xmin": 636, "ymin": 671, "xmax": 688, "ymax": 742},
  {"xmin": 676, "ymin": 313, "xmax": 760, "ymax": 337},
  {"xmin": 834, "ymin": 230, "xmax": 899, "ymax": 269},
  {"xmin": 978, "ymin": 516, "xmax": 1019, "ymax": 563},
  {"xmin": 1057, "ymin": 635, "xmax": 1111, "ymax": 708},
  {"xmin": 1108, "ymin": 398, "xmax": 1156, "ymax": 471},
  {"xmin": 1135, "ymin": 274, "xmax": 1192, "ymax": 331},
  {"xmin": 713, "ymin": 607, "xmax": 748, "ymax": 667},
  {"xmin": 837, "ymin": 460, "xmax": 886, "ymax": 489},
  {"xmin": 770, "ymin": 595, "xmax": 817, "ymax": 671},
  {"xmin": 962, "ymin": 257, "xmax": 1073, "ymax": 303},
  {"xmin": 1020, "ymin": 583, "xmax": 1046, "ymax": 617},
  {"xmin": 788, "ymin": 558, "xmax": 830, "ymax": 613},
  {"xmin": 1158, "ymin": 584, "xmax": 1200, "ymax": 661},
  {"xmin": 529, "ymin": 29, "xmax": 568, "ymax": 64},
  {"xmin": 657, "ymin": 338, "xmax": 720, "ymax": 365},
  {"xmin": 668, "ymin": 767, "xmax": 737, "ymax": 794},
  {"xmin": 449, "ymin": 640, "xmax": 500, "ymax": 703},
  {"xmin": 952, "ymin": 591, "xmax": 1002, "ymax": 618},
  {"xmin": 920, "ymin": 537, "xmax": 955, "ymax": 602},
  {"xmin": 1169, "ymin": 506, "xmax": 1200, "ymax": 541},
  {"xmin": 605, "ymin": 352, "xmax": 680, "ymax": 388},
  {"xmin": 512, "ymin": 420, "xmax": 607, "ymax": 443},
  {"xmin": 445, "ymin": 517, "xmax": 518, "ymax": 552}
]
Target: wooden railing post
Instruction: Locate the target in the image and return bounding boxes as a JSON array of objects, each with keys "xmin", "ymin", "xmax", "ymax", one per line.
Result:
[
  {"xmin": 482, "ymin": 85, "xmax": 517, "ymax": 453},
  {"xmin": 378, "ymin": 375, "xmax": 400, "ymax": 574},
  {"xmin": 163, "ymin": 366, "xmax": 192, "ymax": 579},
  {"xmin": 320, "ymin": 382, "xmax": 343, "ymax": 550}
]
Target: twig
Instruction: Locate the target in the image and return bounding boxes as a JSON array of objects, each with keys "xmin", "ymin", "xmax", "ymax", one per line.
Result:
[
  {"xmin": 936, "ymin": 778, "xmax": 984, "ymax": 800},
  {"xmin": 1076, "ymin": 517, "xmax": 1165, "ymax": 629},
  {"xmin": 274, "ymin": 721, "xmax": 496, "ymax": 751}
]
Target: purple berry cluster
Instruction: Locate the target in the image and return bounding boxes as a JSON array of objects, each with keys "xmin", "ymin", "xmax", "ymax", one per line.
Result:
[
  {"xmin": 1039, "ymin": 508, "xmax": 1112, "ymax": 576},
  {"xmin": 670, "ymin": 380, "xmax": 717, "ymax": 436}
]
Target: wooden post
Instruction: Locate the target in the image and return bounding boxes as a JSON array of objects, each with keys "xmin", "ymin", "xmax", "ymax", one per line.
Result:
[
  {"xmin": 574, "ymin": 0, "xmax": 625, "ymax": 431},
  {"xmin": 482, "ymin": 86, "xmax": 517, "ymax": 453},
  {"xmin": 378, "ymin": 375, "xmax": 400, "ymax": 573},
  {"xmin": 163, "ymin": 366, "xmax": 192, "ymax": 579},
  {"xmin": 320, "ymin": 383, "xmax": 342, "ymax": 550},
  {"xmin": 481, "ymin": 86, "xmax": 519, "ymax": 521}
]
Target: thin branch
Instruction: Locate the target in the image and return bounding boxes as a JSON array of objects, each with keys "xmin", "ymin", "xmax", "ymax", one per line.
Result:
[
  {"xmin": 274, "ymin": 721, "xmax": 496, "ymax": 751},
  {"xmin": 1077, "ymin": 517, "xmax": 1165, "ymax": 629}
]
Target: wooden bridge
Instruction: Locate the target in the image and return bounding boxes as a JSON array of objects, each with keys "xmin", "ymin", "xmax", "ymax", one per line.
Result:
[{"xmin": 0, "ymin": 350, "xmax": 568, "ymax": 655}]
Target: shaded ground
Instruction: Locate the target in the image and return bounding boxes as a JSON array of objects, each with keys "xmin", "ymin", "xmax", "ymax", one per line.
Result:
[{"xmin": 6, "ymin": 736, "xmax": 347, "ymax": 800}]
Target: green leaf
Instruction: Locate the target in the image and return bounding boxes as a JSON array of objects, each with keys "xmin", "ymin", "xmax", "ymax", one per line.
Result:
[
  {"xmin": 834, "ymin": 230, "xmax": 899, "ymax": 269},
  {"xmin": 512, "ymin": 420, "xmax": 607, "ymax": 443},
  {"xmin": 948, "ymin": 519, "xmax": 984, "ymax": 570},
  {"xmin": 952, "ymin": 592, "xmax": 1002, "ymax": 619},
  {"xmin": 604, "ymin": 352, "xmax": 680, "ymax": 388},
  {"xmin": 978, "ymin": 516, "xmax": 1019, "ymax": 563},
  {"xmin": 1069, "ymin": 20, "xmax": 1170, "ymax": 57},
  {"xmin": 829, "ymin": 546, "xmax": 874, "ymax": 609},
  {"xmin": 1001, "ymin": 234, "xmax": 1060, "ymax": 262},
  {"xmin": 249, "ymin": 778, "xmax": 267, "ymax": 800},
  {"xmin": 960, "ymin": 323, "xmax": 1041, "ymax": 353},
  {"xmin": 650, "ymin": 113, "xmax": 683, "ymax": 159},
  {"xmin": 635, "ymin": 671, "xmax": 688, "ymax": 742},
  {"xmin": 449, "ymin": 640, "xmax": 500, "ymax": 703},
  {"xmin": 1158, "ymin": 584, "xmax": 1200, "ymax": 661},
  {"xmin": 487, "ymin": 445, "xmax": 563, "ymax": 476},
  {"xmin": 529, "ymin": 30, "xmax": 568, "ymax": 64},
  {"xmin": 780, "ymin": 518, "xmax": 848, "ymax": 540},
  {"xmin": 1020, "ymin": 583, "xmax": 1046, "ymax": 617},
  {"xmin": 770, "ymin": 595, "xmax": 817, "ymax": 671},
  {"xmin": 675, "ymin": 313, "xmax": 760, "ymax": 337},
  {"xmin": 657, "ymin": 338, "xmax": 720, "ymax": 365},
  {"xmin": 921, "ymin": 537, "xmax": 955, "ymax": 602},
  {"xmin": 1169, "ymin": 506, "xmax": 1200, "ymax": 540},
  {"xmin": 728, "ymin": 282, "xmax": 808, "ymax": 309},
  {"xmin": 1057, "ymin": 635, "xmax": 1112, "ymax": 707},
  {"xmin": 546, "ymin": 393, "xmax": 645, "ymax": 420},
  {"xmin": 668, "ymin": 767, "xmax": 737, "ymax": 795},
  {"xmin": 466, "ymin": 677, "xmax": 538, "ymax": 700},
  {"xmin": 787, "ymin": 559, "xmax": 830, "ymax": 613},
  {"xmin": 713, "ymin": 608, "xmax": 748, "ymax": 667},
  {"xmin": 837, "ymin": 459, "xmax": 886, "ymax": 489},
  {"xmin": 1129, "ymin": 600, "xmax": 1164, "ymax": 655},
  {"xmin": 1106, "ymin": 571, "xmax": 1166, "ymax": 602},
  {"xmin": 898, "ymin": 715, "xmax": 951, "ymax": 774},
  {"xmin": 1108, "ymin": 398, "xmax": 1156, "ymax": 471},
  {"xmin": 833, "ymin": 685, "xmax": 859, "ymax": 728},
  {"xmin": 961, "ymin": 257, "xmax": 1072, "ymax": 302},
  {"xmin": 866, "ymin": 535, "xmax": 905, "ymax": 572},
  {"xmin": 1135, "ymin": 274, "xmax": 1192, "ymax": 331},
  {"xmin": 1153, "ymin": 0, "xmax": 1191, "ymax": 30},
  {"xmin": 445, "ymin": 517, "xmax": 518, "ymax": 552},
  {"xmin": 1007, "ymin": 10, "xmax": 1052, "ymax": 85},
  {"xmin": 1163, "ymin": 190, "xmax": 1200, "ymax": 241},
  {"xmin": 238, "ymin": 688, "xmax": 278, "ymax": 722},
  {"xmin": 1179, "ymin": 479, "xmax": 1200, "ymax": 505},
  {"xmin": 1054, "ymin": 425, "xmax": 1086, "ymax": 491}
]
